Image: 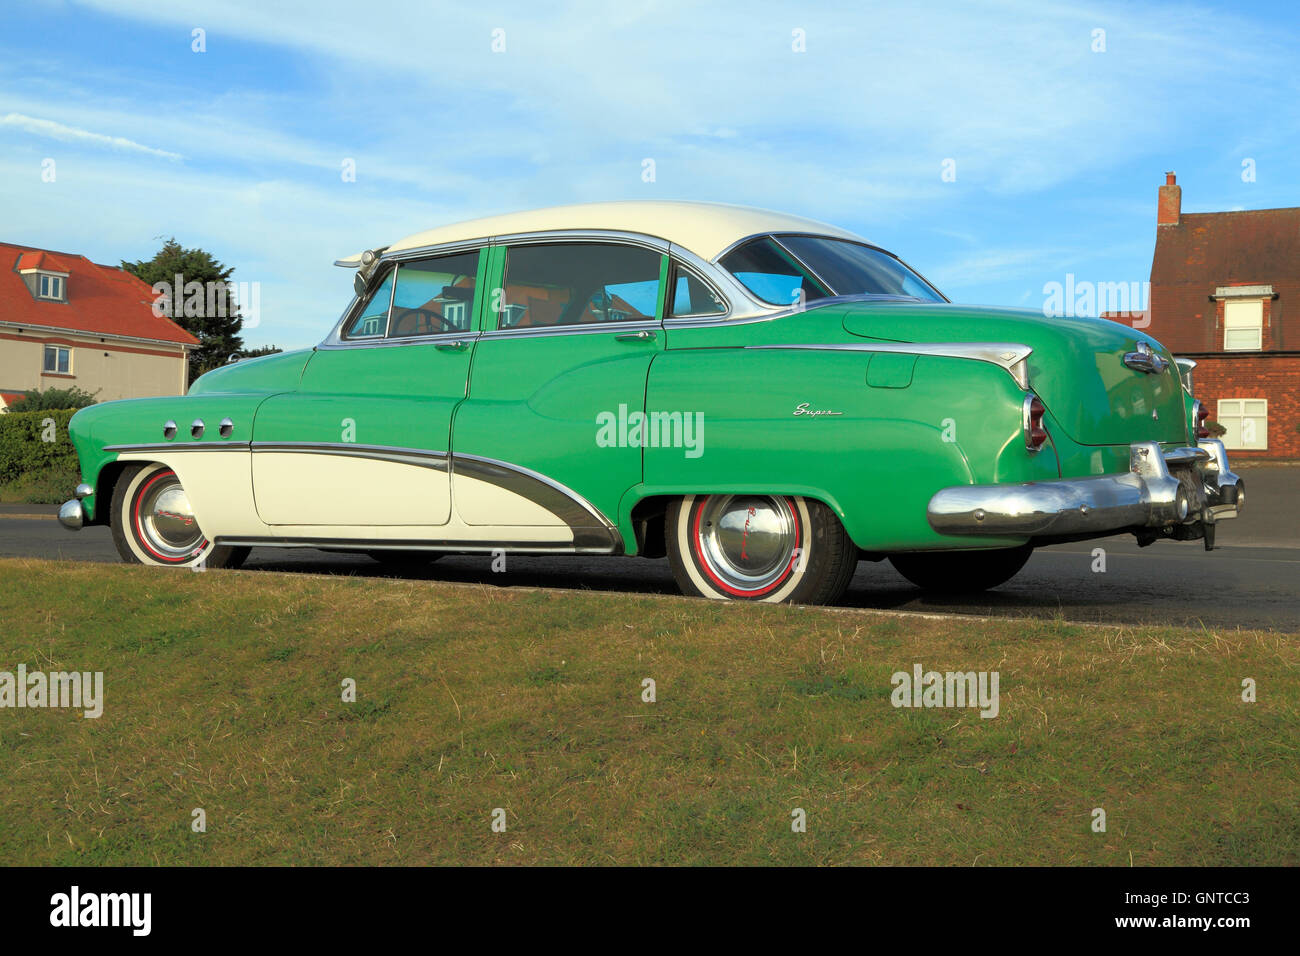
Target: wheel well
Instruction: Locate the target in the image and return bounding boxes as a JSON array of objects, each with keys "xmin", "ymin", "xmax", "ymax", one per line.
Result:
[
  {"xmin": 90, "ymin": 460, "xmax": 134, "ymax": 527},
  {"xmin": 629, "ymin": 495, "xmax": 671, "ymax": 559}
]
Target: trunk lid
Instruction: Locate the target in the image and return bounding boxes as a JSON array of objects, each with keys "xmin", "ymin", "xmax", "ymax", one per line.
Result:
[{"xmin": 838, "ymin": 301, "xmax": 1188, "ymax": 446}]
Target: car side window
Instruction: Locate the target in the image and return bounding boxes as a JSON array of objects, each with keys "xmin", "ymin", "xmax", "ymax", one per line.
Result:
[
  {"xmin": 389, "ymin": 250, "xmax": 480, "ymax": 338},
  {"xmin": 669, "ymin": 262, "xmax": 726, "ymax": 316},
  {"xmin": 498, "ymin": 242, "xmax": 662, "ymax": 329},
  {"xmin": 344, "ymin": 269, "xmax": 394, "ymax": 339}
]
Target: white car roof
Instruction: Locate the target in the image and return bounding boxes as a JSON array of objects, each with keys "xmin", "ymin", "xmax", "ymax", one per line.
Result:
[{"xmin": 374, "ymin": 200, "xmax": 867, "ymax": 263}]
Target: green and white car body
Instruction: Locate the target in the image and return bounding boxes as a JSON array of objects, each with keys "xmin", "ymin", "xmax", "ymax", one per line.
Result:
[{"xmin": 60, "ymin": 201, "xmax": 1243, "ymax": 603}]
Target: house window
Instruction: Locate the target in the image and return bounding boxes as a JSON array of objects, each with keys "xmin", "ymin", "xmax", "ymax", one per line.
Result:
[
  {"xmin": 37, "ymin": 274, "xmax": 66, "ymax": 300},
  {"xmin": 43, "ymin": 345, "xmax": 71, "ymax": 374},
  {"xmin": 1217, "ymin": 398, "xmax": 1267, "ymax": 450},
  {"xmin": 1223, "ymin": 299, "xmax": 1263, "ymax": 351}
]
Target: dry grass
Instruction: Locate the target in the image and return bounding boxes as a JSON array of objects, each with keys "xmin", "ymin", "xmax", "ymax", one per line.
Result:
[{"xmin": 0, "ymin": 558, "xmax": 1296, "ymax": 866}]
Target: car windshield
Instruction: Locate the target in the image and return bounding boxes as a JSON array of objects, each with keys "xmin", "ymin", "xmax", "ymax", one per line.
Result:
[{"xmin": 720, "ymin": 235, "xmax": 944, "ymax": 306}]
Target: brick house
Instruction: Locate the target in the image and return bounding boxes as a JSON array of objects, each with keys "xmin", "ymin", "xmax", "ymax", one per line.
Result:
[
  {"xmin": 1106, "ymin": 174, "xmax": 1299, "ymax": 459},
  {"xmin": 0, "ymin": 242, "xmax": 197, "ymax": 407}
]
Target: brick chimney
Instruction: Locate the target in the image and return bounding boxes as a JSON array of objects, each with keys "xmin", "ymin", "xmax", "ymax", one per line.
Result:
[{"xmin": 1157, "ymin": 171, "xmax": 1181, "ymax": 226}]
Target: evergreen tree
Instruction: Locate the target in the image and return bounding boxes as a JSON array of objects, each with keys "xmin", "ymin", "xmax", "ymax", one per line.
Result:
[{"xmin": 122, "ymin": 238, "xmax": 244, "ymax": 383}]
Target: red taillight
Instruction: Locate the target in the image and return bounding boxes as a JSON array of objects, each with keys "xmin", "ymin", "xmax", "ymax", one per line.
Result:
[
  {"xmin": 1024, "ymin": 395, "xmax": 1048, "ymax": 451},
  {"xmin": 1195, "ymin": 401, "xmax": 1210, "ymax": 439}
]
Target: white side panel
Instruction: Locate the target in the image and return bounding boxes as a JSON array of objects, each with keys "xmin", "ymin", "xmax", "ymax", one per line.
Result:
[
  {"xmin": 115, "ymin": 451, "xmax": 267, "ymax": 537},
  {"xmin": 252, "ymin": 452, "xmax": 450, "ymax": 526},
  {"xmin": 453, "ymin": 473, "xmax": 567, "ymax": 526}
]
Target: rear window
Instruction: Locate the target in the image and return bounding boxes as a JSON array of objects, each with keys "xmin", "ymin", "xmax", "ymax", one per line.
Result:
[{"xmin": 721, "ymin": 235, "xmax": 943, "ymax": 305}]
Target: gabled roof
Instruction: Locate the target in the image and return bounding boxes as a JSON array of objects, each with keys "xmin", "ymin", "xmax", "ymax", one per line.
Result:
[
  {"xmin": 378, "ymin": 201, "xmax": 867, "ymax": 262},
  {"xmin": 1152, "ymin": 207, "xmax": 1300, "ymax": 287},
  {"xmin": 0, "ymin": 242, "xmax": 199, "ymax": 346}
]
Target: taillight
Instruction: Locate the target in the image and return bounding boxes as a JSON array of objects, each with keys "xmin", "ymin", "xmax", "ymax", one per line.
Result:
[
  {"xmin": 1024, "ymin": 395, "xmax": 1048, "ymax": 452},
  {"xmin": 1194, "ymin": 400, "xmax": 1210, "ymax": 439}
]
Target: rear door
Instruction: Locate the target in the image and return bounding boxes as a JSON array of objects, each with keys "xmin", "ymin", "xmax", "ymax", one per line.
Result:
[
  {"xmin": 450, "ymin": 240, "xmax": 667, "ymax": 543},
  {"xmin": 251, "ymin": 249, "xmax": 485, "ymax": 526}
]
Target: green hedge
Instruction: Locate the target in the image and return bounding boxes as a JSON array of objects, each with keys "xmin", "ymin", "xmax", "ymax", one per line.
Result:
[{"xmin": 0, "ymin": 409, "xmax": 82, "ymax": 502}]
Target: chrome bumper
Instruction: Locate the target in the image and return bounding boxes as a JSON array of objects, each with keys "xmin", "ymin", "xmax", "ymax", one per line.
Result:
[
  {"xmin": 57, "ymin": 483, "xmax": 94, "ymax": 531},
  {"xmin": 928, "ymin": 439, "xmax": 1243, "ymax": 547}
]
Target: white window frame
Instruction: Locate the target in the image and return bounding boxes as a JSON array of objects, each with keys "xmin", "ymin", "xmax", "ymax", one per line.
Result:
[
  {"xmin": 42, "ymin": 345, "xmax": 71, "ymax": 375},
  {"xmin": 1217, "ymin": 398, "xmax": 1267, "ymax": 451},
  {"xmin": 1223, "ymin": 299, "xmax": 1263, "ymax": 351},
  {"xmin": 37, "ymin": 274, "xmax": 66, "ymax": 300}
]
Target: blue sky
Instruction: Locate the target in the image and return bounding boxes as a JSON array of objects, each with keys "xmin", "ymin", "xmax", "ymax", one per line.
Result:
[{"xmin": 2, "ymin": 0, "xmax": 1298, "ymax": 349}]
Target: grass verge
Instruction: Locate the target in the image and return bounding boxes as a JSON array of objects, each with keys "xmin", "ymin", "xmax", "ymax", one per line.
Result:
[{"xmin": 0, "ymin": 558, "xmax": 1296, "ymax": 865}]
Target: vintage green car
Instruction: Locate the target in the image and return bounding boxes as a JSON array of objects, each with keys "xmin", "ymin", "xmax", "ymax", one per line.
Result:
[{"xmin": 60, "ymin": 201, "xmax": 1243, "ymax": 604}]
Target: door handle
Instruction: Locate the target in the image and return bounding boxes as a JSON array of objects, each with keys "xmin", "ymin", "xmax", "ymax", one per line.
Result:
[
  {"xmin": 615, "ymin": 330, "xmax": 657, "ymax": 342},
  {"xmin": 435, "ymin": 340, "xmax": 469, "ymax": 351}
]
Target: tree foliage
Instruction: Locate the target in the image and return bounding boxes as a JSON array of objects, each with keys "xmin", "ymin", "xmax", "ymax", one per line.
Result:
[{"xmin": 121, "ymin": 238, "xmax": 244, "ymax": 383}]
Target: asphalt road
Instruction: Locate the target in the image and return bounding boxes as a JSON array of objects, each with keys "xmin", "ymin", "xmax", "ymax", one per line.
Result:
[{"xmin": 2, "ymin": 466, "xmax": 1295, "ymax": 632}]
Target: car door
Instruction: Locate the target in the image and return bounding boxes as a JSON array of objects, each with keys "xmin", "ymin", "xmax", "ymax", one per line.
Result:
[
  {"xmin": 251, "ymin": 248, "xmax": 485, "ymax": 527},
  {"xmin": 449, "ymin": 239, "xmax": 667, "ymax": 548}
]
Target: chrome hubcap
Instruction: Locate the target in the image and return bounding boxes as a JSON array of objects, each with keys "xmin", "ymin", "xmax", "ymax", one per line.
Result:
[
  {"xmin": 696, "ymin": 495, "xmax": 798, "ymax": 592},
  {"xmin": 138, "ymin": 475, "xmax": 205, "ymax": 559}
]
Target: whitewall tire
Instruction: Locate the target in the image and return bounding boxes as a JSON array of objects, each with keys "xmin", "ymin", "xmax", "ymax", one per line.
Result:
[
  {"xmin": 666, "ymin": 494, "xmax": 857, "ymax": 605},
  {"xmin": 110, "ymin": 462, "xmax": 249, "ymax": 569}
]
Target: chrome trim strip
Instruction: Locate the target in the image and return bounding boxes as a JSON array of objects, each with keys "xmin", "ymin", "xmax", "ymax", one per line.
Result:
[
  {"xmin": 480, "ymin": 320, "xmax": 661, "ymax": 341},
  {"xmin": 451, "ymin": 452, "xmax": 620, "ymax": 550},
  {"xmin": 212, "ymin": 536, "xmax": 617, "ymax": 555},
  {"xmin": 105, "ymin": 442, "xmax": 250, "ymax": 453},
  {"xmin": 251, "ymin": 442, "xmax": 449, "ymax": 472},
  {"xmin": 317, "ymin": 330, "xmax": 483, "ymax": 351},
  {"xmin": 746, "ymin": 341, "xmax": 1034, "ymax": 378}
]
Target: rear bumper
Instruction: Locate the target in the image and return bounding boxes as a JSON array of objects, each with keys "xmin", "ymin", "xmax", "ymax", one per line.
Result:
[{"xmin": 928, "ymin": 439, "xmax": 1243, "ymax": 545}]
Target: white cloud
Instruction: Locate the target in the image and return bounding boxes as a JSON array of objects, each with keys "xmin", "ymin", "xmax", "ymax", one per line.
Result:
[{"xmin": 0, "ymin": 112, "xmax": 182, "ymax": 160}]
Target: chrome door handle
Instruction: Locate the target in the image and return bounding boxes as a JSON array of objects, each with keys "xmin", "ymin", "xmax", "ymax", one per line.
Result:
[
  {"xmin": 615, "ymin": 330, "xmax": 656, "ymax": 342},
  {"xmin": 435, "ymin": 340, "xmax": 469, "ymax": 351}
]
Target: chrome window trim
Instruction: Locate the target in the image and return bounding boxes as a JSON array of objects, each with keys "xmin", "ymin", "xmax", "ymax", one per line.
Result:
[
  {"xmin": 479, "ymin": 320, "xmax": 661, "ymax": 341},
  {"xmin": 666, "ymin": 257, "xmax": 732, "ymax": 320},
  {"xmin": 324, "ymin": 247, "xmax": 486, "ymax": 347},
  {"xmin": 321, "ymin": 231, "xmax": 788, "ymax": 347},
  {"xmin": 489, "ymin": 233, "xmax": 667, "ymax": 333},
  {"xmin": 317, "ymin": 330, "xmax": 484, "ymax": 351},
  {"xmin": 768, "ymin": 234, "xmax": 836, "ymax": 299}
]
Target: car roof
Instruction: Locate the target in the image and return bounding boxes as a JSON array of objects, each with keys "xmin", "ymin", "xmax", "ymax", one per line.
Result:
[{"xmin": 378, "ymin": 200, "xmax": 867, "ymax": 262}]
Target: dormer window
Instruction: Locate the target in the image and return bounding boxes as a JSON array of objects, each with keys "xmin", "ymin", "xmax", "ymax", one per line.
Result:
[{"xmin": 37, "ymin": 273, "xmax": 66, "ymax": 301}]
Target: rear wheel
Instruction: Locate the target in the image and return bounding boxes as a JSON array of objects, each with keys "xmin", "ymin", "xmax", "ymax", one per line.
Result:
[
  {"xmin": 666, "ymin": 494, "xmax": 857, "ymax": 604},
  {"xmin": 888, "ymin": 544, "xmax": 1032, "ymax": 593},
  {"xmin": 110, "ymin": 462, "xmax": 249, "ymax": 569}
]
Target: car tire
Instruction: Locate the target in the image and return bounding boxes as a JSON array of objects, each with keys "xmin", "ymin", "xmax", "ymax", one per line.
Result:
[
  {"xmin": 887, "ymin": 544, "xmax": 1033, "ymax": 593},
  {"xmin": 110, "ymin": 462, "xmax": 249, "ymax": 569},
  {"xmin": 666, "ymin": 494, "xmax": 857, "ymax": 604}
]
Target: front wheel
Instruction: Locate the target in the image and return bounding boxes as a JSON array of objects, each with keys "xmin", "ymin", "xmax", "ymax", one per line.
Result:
[
  {"xmin": 666, "ymin": 494, "xmax": 857, "ymax": 604},
  {"xmin": 887, "ymin": 544, "xmax": 1032, "ymax": 593},
  {"xmin": 110, "ymin": 462, "xmax": 249, "ymax": 569}
]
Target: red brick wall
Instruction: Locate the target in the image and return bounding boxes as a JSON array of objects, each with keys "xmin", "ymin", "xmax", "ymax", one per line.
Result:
[{"xmin": 1191, "ymin": 354, "xmax": 1300, "ymax": 459}]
